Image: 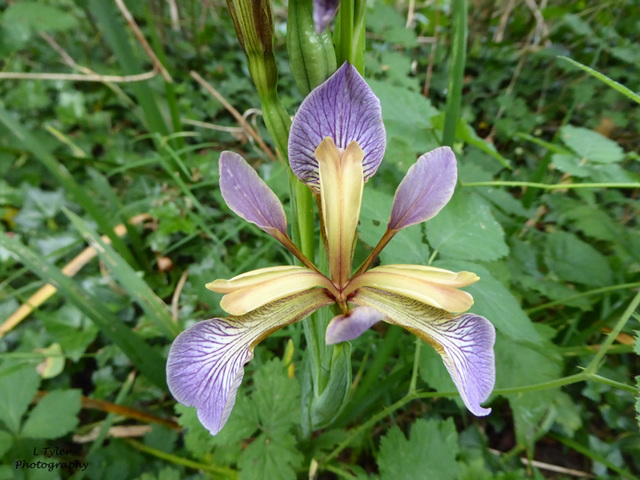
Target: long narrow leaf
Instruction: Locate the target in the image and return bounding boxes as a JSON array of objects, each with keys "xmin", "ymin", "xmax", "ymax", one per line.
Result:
[
  {"xmin": 0, "ymin": 232, "xmax": 167, "ymax": 389},
  {"xmin": 559, "ymin": 56, "xmax": 640, "ymax": 105},
  {"xmin": 64, "ymin": 209, "xmax": 181, "ymax": 339},
  {"xmin": 0, "ymin": 108, "xmax": 138, "ymax": 269},
  {"xmin": 442, "ymin": 0, "xmax": 467, "ymax": 147}
]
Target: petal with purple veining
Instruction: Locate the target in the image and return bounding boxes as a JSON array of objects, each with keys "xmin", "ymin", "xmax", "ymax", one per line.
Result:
[
  {"xmin": 325, "ymin": 306, "xmax": 384, "ymax": 344},
  {"xmin": 166, "ymin": 289, "xmax": 333, "ymax": 435},
  {"xmin": 313, "ymin": 0, "xmax": 340, "ymax": 33},
  {"xmin": 289, "ymin": 62, "xmax": 386, "ymax": 191},
  {"xmin": 219, "ymin": 151, "xmax": 287, "ymax": 237},
  {"xmin": 351, "ymin": 287, "xmax": 495, "ymax": 416},
  {"xmin": 388, "ymin": 147, "xmax": 457, "ymax": 231}
]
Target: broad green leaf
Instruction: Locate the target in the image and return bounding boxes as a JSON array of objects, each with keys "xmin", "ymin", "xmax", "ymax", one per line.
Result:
[
  {"xmin": 358, "ymin": 188, "xmax": 392, "ymax": 249},
  {"xmin": 560, "ymin": 125, "xmax": 624, "ymax": 164},
  {"xmin": 0, "ymin": 430, "xmax": 13, "ymax": 458},
  {"xmin": 253, "ymin": 359, "xmax": 300, "ymax": 433},
  {"xmin": 22, "ymin": 390, "xmax": 81, "ymax": 439},
  {"xmin": 0, "ymin": 365, "xmax": 40, "ymax": 433},
  {"xmin": 380, "ymin": 224, "xmax": 430, "ymax": 267},
  {"xmin": 435, "ymin": 260, "xmax": 541, "ymax": 342},
  {"xmin": 238, "ymin": 432, "xmax": 303, "ymax": 480},
  {"xmin": 544, "ymin": 231, "xmax": 613, "ymax": 287},
  {"xmin": 426, "ymin": 189, "xmax": 509, "ymax": 262},
  {"xmin": 3, "ymin": 2, "xmax": 79, "ymax": 34},
  {"xmin": 378, "ymin": 418, "xmax": 459, "ymax": 480}
]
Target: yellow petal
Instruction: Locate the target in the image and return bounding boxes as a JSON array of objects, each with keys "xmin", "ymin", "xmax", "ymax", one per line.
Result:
[
  {"xmin": 206, "ymin": 265, "xmax": 309, "ymax": 293},
  {"xmin": 346, "ymin": 270, "xmax": 474, "ymax": 312},
  {"xmin": 219, "ymin": 270, "xmax": 333, "ymax": 315},
  {"xmin": 316, "ymin": 137, "xmax": 364, "ymax": 287},
  {"xmin": 368, "ymin": 264, "xmax": 479, "ymax": 287}
]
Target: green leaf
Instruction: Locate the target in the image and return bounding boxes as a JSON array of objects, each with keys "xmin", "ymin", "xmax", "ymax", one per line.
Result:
[
  {"xmin": 253, "ymin": 359, "xmax": 300, "ymax": 433},
  {"xmin": 0, "ymin": 232, "xmax": 168, "ymax": 389},
  {"xmin": 21, "ymin": 390, "xmax": 81, "ymax": 439},
  {"xmin": 560, "ymin": 125, "xmax": 624, "ymax": 164},
  {"xmin": 544, "ymin": 231, "xmax": 613, "ymax": 287},
  {"xmin": 426, "ymin": 189, "xmax": 509, "ymax": 262},
  {"xmin": 238, "ymin": 432, "xmax": 303, "ymax": 480},
  {"xmin": 64, "ymin": 209, "xmax": 180, "ymax": 339},
  {"xmin": 0, "ymin": 430, "xmax": 13, "ymax": 458},
  {"xmin": 3, "ymin": 1, "xmax": 79, "ymax": 34},
  {"xmin": 558, "ymin": 56, "xmax": 640, "ymax": 105},
  {"xmin": 0, "ymin": 365, "xmax": 40, "ymax": 433},
  {"xmin": 380, "ymin": 225, "xmax": 430, "ymax": 266},
  {"xmin": 378, "ymin": 418, "xmax": 460, "ymax": 480},
  {"xmin": 435, "ymin": 260, "xmax": 541, "ymax": 342}
]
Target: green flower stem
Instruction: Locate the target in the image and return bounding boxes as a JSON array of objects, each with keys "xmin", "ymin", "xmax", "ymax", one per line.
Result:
[
  {"xmin": 585, "ymin": 288, "xmax": 640, "ymax": 374},
  {"xmin": 462, "ymin": 180, "xmax": 640, "ymax": 189},
  {"xmin": 408, "ymin": 337, "xmax": 422, "ymax": 395},
  {"xmin": 526, "ymin": 282, "xmax": 640, "ymax": 314},
  {"xmin": 335, "ymin": 0, "xmax": 366, "ymax": 74},
  {"xmin": 442, "ymin": 0, "xmax": 467, "ymax": 147},
  {"xmin": 124, "ymin": 438, "xmax": 238, "ymax": 478}
]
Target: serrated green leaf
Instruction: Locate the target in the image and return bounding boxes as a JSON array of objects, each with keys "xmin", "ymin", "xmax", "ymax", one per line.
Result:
[
  {"xmin": 0, "ymin": 365, "xmax": 40, "ymax": 433},
  {"xmin": 378, "ymin": 418, "xmax": 459, "ymax": 480},
  {"xmin": 238, "ymin": 432, "xmax": 303, "ymax": 480},
  {"xmin": 426, "ymin": 189, "xmax": 509, "ymax": 262},
  {"xmin": 174, "ymin": 404, "xmax": 217, "ymax": 460},
  {"xmin": 544, "ymin": 231, "xmax": 612, "ymax": 287},
  {"xmin": 434, "ymin": 260, "xmax": 541, "ymax": 342},
  {"xmin": 21, "ymin": 390, "xmax": 81, "ymax": 439},
  {"xmin": 560, "ymin": 125, "xmax": 624, "ymax": 163},
  {"xmin": 253, "ymin": 359, "xmax": 300, "ymax": 433}
]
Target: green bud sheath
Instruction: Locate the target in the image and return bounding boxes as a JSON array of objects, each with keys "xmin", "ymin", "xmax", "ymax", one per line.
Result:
[
  {"xmin": 287, "ymin": 0, "xmax": 337, "ymax": 95},
  {"xmin": 227, "ymin": 0, "xmax": 291, "ymax": 157}
]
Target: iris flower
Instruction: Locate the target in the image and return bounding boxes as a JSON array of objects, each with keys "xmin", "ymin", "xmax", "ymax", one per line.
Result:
[{"xmin": 167, "ymin": 63, "xmax": 496, "ymax": 435}]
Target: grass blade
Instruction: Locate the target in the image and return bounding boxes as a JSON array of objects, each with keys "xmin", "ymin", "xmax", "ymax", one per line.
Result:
[{"xmin": 0, "ymin": 232, "xmax": 167, "ymax": 389}]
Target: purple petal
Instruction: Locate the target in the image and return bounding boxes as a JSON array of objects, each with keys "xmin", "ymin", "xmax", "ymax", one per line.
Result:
[
  {"xmin": 388, "ymin": 147, "xmax": 457, "ymax": 231},
  {"xmin": 313, "ymin": 0, "xmax": 340, "ymax": 33},
  {"xmin": 166, "ymin": 289, "xmax": 332, "ymax": 435},
  {"xmin": 289, "ymin": 62, "xmax": 386, "ymax": 191},
  {"xmin": 325, "ymin": 306, "xmax": 383, "ymax": 344},
  {"xmin": 352, "ymin": 287, "xmax": 495, "ymax": 416},
  {"xmin": 219, "ymin": 151, "xmax": 287, "ymax": 237}
]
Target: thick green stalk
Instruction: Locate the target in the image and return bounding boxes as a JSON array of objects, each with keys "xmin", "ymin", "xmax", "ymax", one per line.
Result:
[
  {"xmin": 334, "ymin": 0, "xmax": 366, "ymax": 74},
  {"xmin": 442, "ymin": 0, "xmax": 468, "ymax": 147}
]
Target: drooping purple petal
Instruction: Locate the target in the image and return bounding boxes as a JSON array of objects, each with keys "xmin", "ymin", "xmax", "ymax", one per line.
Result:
[
  {"xmin": 352, "ymin": 287, "xmax": 495, "ymax": 416},
  {"xmin": 219, "ymin": 151, "xmax": 287, "ymax": 237},
  {"xmin": 166, "ymin": 289, "xmax": 332, "ymax": 435},
  {"xmin": 388, "ymin": 147, "xmax": 457, "ymax": 231},
  {"xmin": 325, "ymin": 306, "xmax": 384, "ymax": 344},
  {"xmin": 313, "ymin": 0, "xmax": 340, "ymax": 33},
  {"xmin": 289, "ymin": 62, "xmax": 386, "ymax": 191}
]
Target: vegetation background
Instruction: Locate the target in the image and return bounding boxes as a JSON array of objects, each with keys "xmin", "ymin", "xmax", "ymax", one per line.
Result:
[{"xmin": 0, "ymin": 0, "xmax": 639, "ymax": 479}]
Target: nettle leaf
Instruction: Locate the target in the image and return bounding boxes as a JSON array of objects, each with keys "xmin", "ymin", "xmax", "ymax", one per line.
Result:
[
  {"xmin": 380, "ymin": 224, "xmax": 430, "ymax": 265},
  {"xmin": 426, "ymin": 190, "xmax": 509, "ymax": 262},
  {"xmin": 174, "ymin": 404, "xmax": 217, "ymax": 459},
  {"xmin": 21, "ymin": 389, "xmax": 81, "ymax": 439},
  {"xmin": 378, "ymin": 418, "xmax": 460, "ymax": 480},
  {"xmin": 544, "ymin": 231, "xmax": 613, "ymax": 287},
  {"xmin": 0, "ymin": 365, "xmax": 40, "ymax": 433},
  {"xmin": 0, "ymin": 430, "xmax": 14, "ymax": 458},
  {"xmin": 560, "ymin": 125, "xmax": 624, "ymax": 163}
]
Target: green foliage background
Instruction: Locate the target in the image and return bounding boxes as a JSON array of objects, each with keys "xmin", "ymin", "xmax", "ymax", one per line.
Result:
[{"xmin": 0, "ymin": 1, "xmax": 639, "ymax": 479}]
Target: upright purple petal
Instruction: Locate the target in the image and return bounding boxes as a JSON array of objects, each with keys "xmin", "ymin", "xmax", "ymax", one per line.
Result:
[
  {"xmin": 166, "ymin": 289, "xmax": 332, "ymax": 435},
  {"xmin": 325, "ymin": 306, "xmax": 384, "ymax": 344},
  {"xmin": 313, "ymin": 0, "xmax": 340, "ymax": 33},
  {"xmin": 289, "ymin": 62, "xmax": 386, "ymax": 191},
  {"xmin": 352, "ymin": 287, "xmax": 495, "ymax": 416},
  {"xmin": 388, "ymin": 147, "xmax": 457, "ymax": 231},
  {"xmin": 219, "ymin": 151, "xmax": 287, "ymax": 237}
]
